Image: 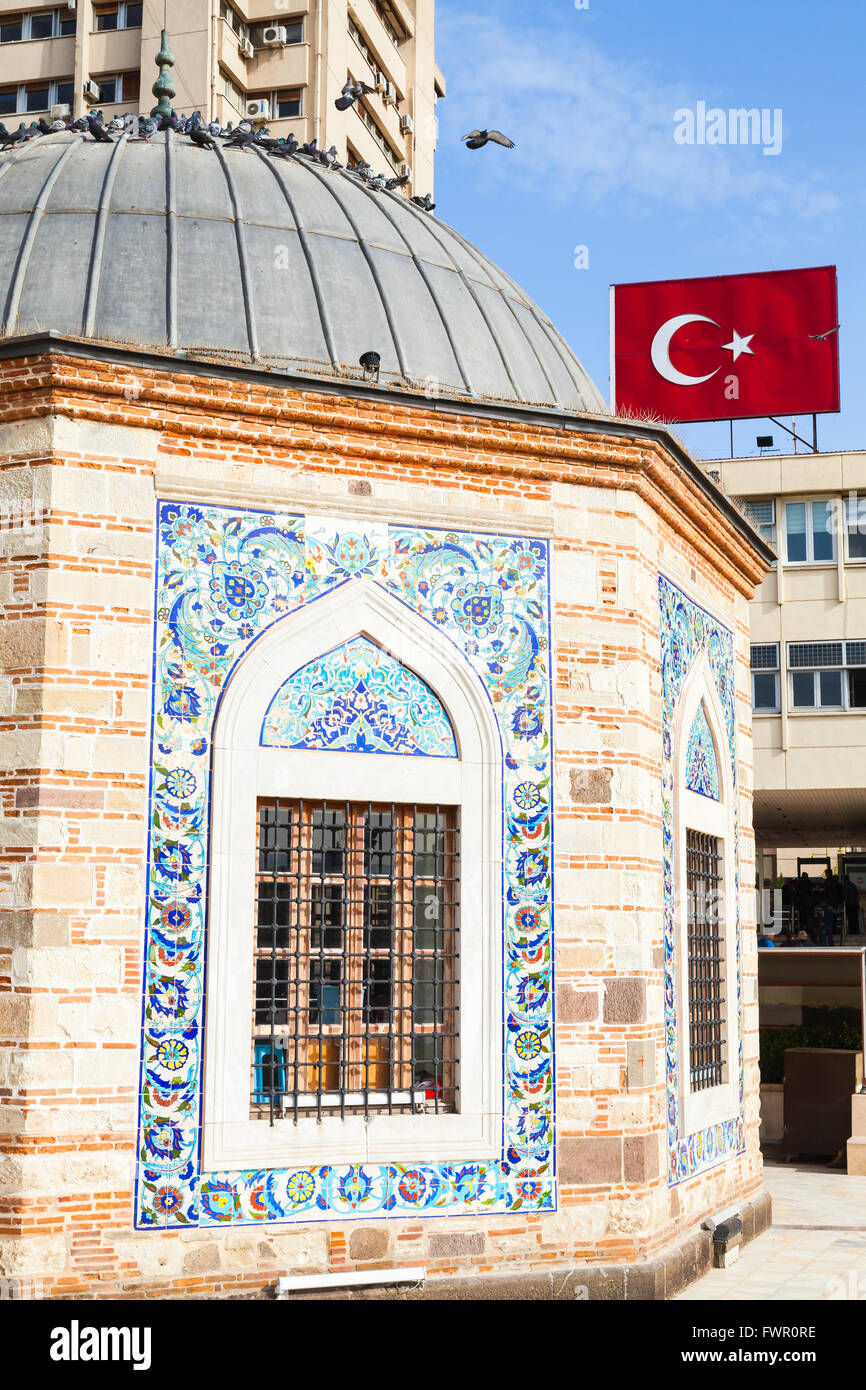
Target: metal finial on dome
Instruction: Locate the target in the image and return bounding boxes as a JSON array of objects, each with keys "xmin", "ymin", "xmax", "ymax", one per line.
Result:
[{"xmin": 151, "ymin": 29, "xmax": 176, "ymax": 119}]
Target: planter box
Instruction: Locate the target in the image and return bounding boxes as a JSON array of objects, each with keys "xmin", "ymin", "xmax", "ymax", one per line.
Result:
[{"xmin": 759, "ymin": 1083, "xmax": 784, "ymax": 1143}]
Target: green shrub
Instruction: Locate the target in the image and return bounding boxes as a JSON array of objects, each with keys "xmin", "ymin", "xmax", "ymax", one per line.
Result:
[{"xmin": 759, "ymin": 1024, "xmax": 862, "ymax": 1084}]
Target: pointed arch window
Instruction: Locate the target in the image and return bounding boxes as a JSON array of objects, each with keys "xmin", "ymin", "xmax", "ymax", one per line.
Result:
[
  {"xmin": 675, "ymin": 668, "xmax": 739, "ymax": 1134},
  {"xmin": 203, "ymin": 579, "xmax": 502, "ymax": 1171}
]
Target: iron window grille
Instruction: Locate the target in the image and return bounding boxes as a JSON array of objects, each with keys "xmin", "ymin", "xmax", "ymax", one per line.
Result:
[
  {"xmin": 787, "ymin": 640, "xmax": 866, "ymax": 711},
  {"xmin": 750, "ymin": 643, "xmax": 780, "ymax": 712},
  {"xmin": 252, "ymin": 798, "xmax": 459, "ymax": 1123},
  {"xmin": 686, "ymin": 828, "xmax": 725, "ymax": 1092}
]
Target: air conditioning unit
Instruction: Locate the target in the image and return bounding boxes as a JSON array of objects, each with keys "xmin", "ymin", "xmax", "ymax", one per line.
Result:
[
  {"xmin": 399, "ymin": 113, "xmax": 414, "ymax": 134},
  {"xmin": 398, "ymin": 162, "xmax": 411, "ymax": 179},
  {"xmin": 239, "ymin": 37, "xmax": 254, "ymax": 59},
  {"xmin": 263, "ymin": 25, "xmax": 287, "ymax": 47},
  {"xmin": 246, "ymin": 98, "xmax": 270, "ymax": 121},
  {"xmin": 50, "ymin": 103, "xmax": 71, "ymax": 119},
  {"xmin": 83, "ymin": 79, "xmax": 100, "ymax": 104}
]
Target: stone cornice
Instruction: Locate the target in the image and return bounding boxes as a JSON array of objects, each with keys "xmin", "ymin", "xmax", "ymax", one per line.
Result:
[{"xmin": 0, "ymin": 340, "xmax": 773, "ymax": 597}]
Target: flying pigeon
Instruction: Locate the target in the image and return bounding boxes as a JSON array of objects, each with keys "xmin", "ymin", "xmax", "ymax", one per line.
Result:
[
  {"xmin": 461, "ymin": 129, "xmax": 515, "ymax": 150},
  {"xmin": 411, "ymin": 193, "xmax": 435, "ymax": 211},
  {"xmin": 189, "ymin": 124, "xmax": 217, "ymax": 151},
  {"xmin": 335, "ymin": 79, "xmax": 376, "ymax": 111},
  {"xmin": 809, "ymin": 325, "xmax": 840, "ymax": 340},
  {"xmin": 87, "ymin": 114, "xmax": 113, "ymax": 143},
  {"xmin": 385, "ymin": 173, "xmax": 409, "ymax": 190}
]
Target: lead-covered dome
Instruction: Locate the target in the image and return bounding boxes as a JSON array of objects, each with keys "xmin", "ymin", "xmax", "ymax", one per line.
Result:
[{"xmin": 0, "ymin": 131, "xmax": 605, "ymax": 413}]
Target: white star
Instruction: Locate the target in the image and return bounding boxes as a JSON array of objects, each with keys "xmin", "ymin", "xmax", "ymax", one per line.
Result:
[{"xmin": 721, "ymin": 329, "xmax": 755, "ymax": 362}]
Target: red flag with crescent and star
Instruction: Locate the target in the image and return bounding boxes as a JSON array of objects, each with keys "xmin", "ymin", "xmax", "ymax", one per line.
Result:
[{"xmin": 610, "ymin": 265, "xmax": 839, "ymax": 424}]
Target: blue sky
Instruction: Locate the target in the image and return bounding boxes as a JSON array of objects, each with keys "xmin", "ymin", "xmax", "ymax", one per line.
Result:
[{"xmin": 432, "ymin": 0, "xmax": 864, "ymax": 460}]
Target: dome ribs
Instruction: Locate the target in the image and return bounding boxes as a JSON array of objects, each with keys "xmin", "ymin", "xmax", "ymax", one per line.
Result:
[
  {"xmin": 84, "ymin": 133, "xmax": 130, "ymax": 341},
  {"xmin": 2, "ymin": 137, "xmax": 80, "ymax": 336}
]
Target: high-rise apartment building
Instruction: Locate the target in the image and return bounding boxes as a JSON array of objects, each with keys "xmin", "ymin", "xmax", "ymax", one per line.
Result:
[{"xmin": 0, "ymin": 0, "xmax": 443, "ymax": 194}]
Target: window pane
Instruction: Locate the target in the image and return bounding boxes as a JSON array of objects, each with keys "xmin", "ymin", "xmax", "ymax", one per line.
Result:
[
  {"xmin": 25, "ymin": 86, "xmax": 49, "ymax": 110},
  {"xmin": 785, "ymin": 502, "xmax": 807, "ymax": 562},
  {"xmin": 0, "ymin": 88, "xmax": 17, "ymax": 113},
  {"xmin": 95, "ymin": 9, "xmax": 119, "ymax": 30},
  {"xmin": 59, "ymin": 15, "xmax": 76, "ymax": 34},
  {"xmin": 277, "ymin": 90, "xmax": 301, "ymax": 118},
  {"xmin": 792, "ymin": 672, "xmax": 815, "ymax": 707},
  {"xmin": 30, "ymin": 13, "xmax": 53, "ymax": 39},
  {"xmin": 55, "ymin": 81, "xmax": 74, "ymax": 106},
  {"xmin": 122, "ymin": 71, "xmax": 139, "ymax": 102},
  {"xmin": 124, "ymin": 2, "xmax": 143, "ymax": 26},
  {"xmin": 311, "ymin": 808, "xmax": 344, "ymax": 875},
  {"xmin": 847, "ymin": 501, "xmax": 866, "ymax": 560},
  {"xmin": 849, "ymin": 670, "xmax": 866, "ymax": 709},
  {"xmin": 811, "ymin": 500, "xmax": 835, "ymax": 562},
  {"xmin": 819, "ymin": 670, "xmax": 843, "ymax": 706},
  {"xmin": 752, "ymin": 673, "xmax": 778, "ymax": 711},
  {"xmin": 0, "ymin": 19, "xmax": 23, "ymax": 43},
  {"xmin": 285, "ymin": 20, "xmax": 303, "ymax": 42},
  {"xmin": 98, "ymin": 77, "xmax": 117, "ymax": 102}
]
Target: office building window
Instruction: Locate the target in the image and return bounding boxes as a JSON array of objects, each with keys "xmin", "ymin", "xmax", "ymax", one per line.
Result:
[
  {"xmin": 742, "ymin": 498, "xmax": 776, "ymax": 550},
  {"xmin": 788, "ymin": 640, "xmax": 866, "ymax": 710},
  {"xmin": 750, "ymin": 644, "xmax": 780, "ymax": 712},
  {"xmin": 845, "ymin": 497, "xmax": 866, "ymax": 562},
  {"xmin": 785, "ymin": 499, "xmax": 836, "ymax": 564}
]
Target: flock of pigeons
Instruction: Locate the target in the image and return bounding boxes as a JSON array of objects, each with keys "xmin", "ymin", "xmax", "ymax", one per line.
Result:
[{"xmin": 0, "ymin": 92, "xmax": 514, "ymax": 218}]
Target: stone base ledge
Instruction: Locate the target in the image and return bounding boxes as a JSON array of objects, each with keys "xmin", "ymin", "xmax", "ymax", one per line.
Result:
[{"xmin": 278, "ymin": 1191, "xmax": 772, "ymax": 1302}]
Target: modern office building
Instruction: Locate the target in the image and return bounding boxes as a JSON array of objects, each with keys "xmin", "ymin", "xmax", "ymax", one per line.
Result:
[
  {"xmin": 713, "ymin": 447, "xmax": 866, "ymax": 910},
  {"xmin": 0, "ymin": 0, "xmax": 442, "ymax": 194}
]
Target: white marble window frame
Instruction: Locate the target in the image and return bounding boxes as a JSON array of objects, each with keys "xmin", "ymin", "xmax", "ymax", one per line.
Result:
[
  {"xmin": 674, "ymin": 653, "xmax": 740, "ymax": 1138},
  {"xmin": 202, "ymin": 578, "xmax": 504, "ymax": 1172}
]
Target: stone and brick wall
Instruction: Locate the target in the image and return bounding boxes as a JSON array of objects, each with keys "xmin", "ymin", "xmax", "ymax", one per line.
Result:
[{"xmin": 0, "ymin": 349, "xmax": 767, "ymax": 1297}]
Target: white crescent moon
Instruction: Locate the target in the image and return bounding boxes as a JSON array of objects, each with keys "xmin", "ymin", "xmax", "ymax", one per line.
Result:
[{"xmin": 651, "ymin": 313, "xmax": 720, "ymax": 386}]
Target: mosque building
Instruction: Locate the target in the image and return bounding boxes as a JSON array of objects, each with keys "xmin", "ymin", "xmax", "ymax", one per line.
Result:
[{"xmin": 0, "ymin": 49, "xmax": 773, "ymax": 1297}]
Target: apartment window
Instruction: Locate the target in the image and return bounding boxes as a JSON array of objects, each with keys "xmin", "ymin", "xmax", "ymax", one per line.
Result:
[
  {"xmin": 93, "ymin": 70, "xmax": 138, "ymax": 104},
  {"xmin": 787, "ymin": 640, "xmax": 866, "ymax": 710},
  {"xmin": 220, "ymin": 0, "xmax": 248, "ymax": 43},
  {"xmin": 252, "ymin": 799, "xmax": 458, "ymax": 1119},
  {"xmin": 30, "ymin": 11, "xmax": 54, "ymax": 39},
  {"xmin": 250, "ymin": 18, "xmax": 303, "ymax": 46},
  {"xmin": 219, "ymin": 68, "xmax": 244, "ymax": 113},
  {"xmin": 0, "ymin": 76, "xmax": 73, "ymax": 112},
  {"xmin": 750, "ymin": 643, "xmax": 780, "ymax": 712},
  {"xmin": 94, "ymin": 5, "xmax": 118, "ymax": 29},
  {"xmin": 785, "ymin": 499, "xmax": 836, "ymax": 564},
  {"xmin": 0, "ymin": 15, "xmax": 23, "ymax": 42},
  {"xmin": 275, "ymin": 87, "xmax": 301, "ymax": 118}
]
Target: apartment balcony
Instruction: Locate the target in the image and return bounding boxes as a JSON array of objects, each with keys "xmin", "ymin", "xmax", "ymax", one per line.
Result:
[
  {"xmin": 217, "ymin": 18, "xmax": 251, "ymax": 89},
  {"xmin": 245, "ymin": 40, "xmax": 309, "ymax": 92},
  {"xmin": 241, "ymin": 0, "xmax": 310, "ymax": 21},
  {"xmin": 87, "ymin": 27, "xmax": 142, "ymax": 75},
  {"xmin": 349, "ymin": 0, "xmax": 406, "ymax": 94},
  {"xmin": 0, "ymin": 34, "xmax": 74, "ymax": 84}
]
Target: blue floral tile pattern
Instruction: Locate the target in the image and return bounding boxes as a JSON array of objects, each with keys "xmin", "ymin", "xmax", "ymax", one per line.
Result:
[
  {"xmin": 261, "ymin": 636, "xmax": 458, "ymax": 757},
  {"xmin": 136, "ymin": 508, "xmax": 554, "ymax": 1228},
  {"xmin": 685, "ymin": 703, "xmax": 720, "ymax": 800},
  {"xmin": 659, "ymin": 576, "xmax": 745, "ymax": 1185}
]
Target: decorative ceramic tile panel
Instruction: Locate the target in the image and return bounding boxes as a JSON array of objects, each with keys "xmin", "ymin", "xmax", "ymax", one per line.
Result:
[
  {"xmin": 261, "ymin": 635, "xmax": 458, "ymax": 757},
  {"xmin": 136, "ymin": 508, "xmax": 554, "ymax": 1227},
  {"xmin": 685, "ymin": 703, "xmax": 720, "ymax": 800},
  {"xmin": 659, "ymin": 575, "xmax": 745, "ymax": 1185}
]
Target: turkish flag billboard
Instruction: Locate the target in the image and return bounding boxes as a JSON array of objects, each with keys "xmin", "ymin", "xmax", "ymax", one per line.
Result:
[{"xmin": 611, "ymin": 266, "xmax": 839, "ymax": 424}]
